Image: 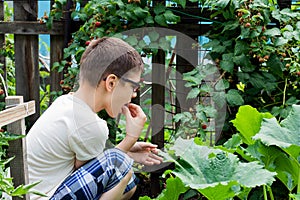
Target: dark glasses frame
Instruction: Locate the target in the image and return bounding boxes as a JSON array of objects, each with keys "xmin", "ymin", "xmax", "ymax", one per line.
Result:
[{"xmin": 103, "ymin": 74, "xmax": 141, "ymax": 92}]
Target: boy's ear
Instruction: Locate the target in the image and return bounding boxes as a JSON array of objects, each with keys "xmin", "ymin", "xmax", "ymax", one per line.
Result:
[{"xmin": 104, "ymin": 74, "xmax": 117, "ymax": 91}]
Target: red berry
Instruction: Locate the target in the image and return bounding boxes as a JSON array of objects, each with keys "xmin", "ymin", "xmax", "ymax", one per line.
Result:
[
  {"xmin": 95, "ymin": 21, "xmax": 101, "ymax": 27},
  {"xmin": 0, "ymin": 89, "xmax": 4, "ymax": 95},
  {"xmin": 296, "ymin": 71, "xmax": 300, "ymax": 76},
  {"xmin": 245, "ymin": 22, "xmax": 251, "ymax": 28},
  {"xmin": 85, "ymin": 40, "xmax": 90, "ymax": 46},
  {"xmin": 59, "ymin": 80, "xmax": 64, "ymax": 85},
  {"xmin": 202, "ymin": 124, "xmax": 207, "ymax": 129},
  {"xmin": 264, "ymin": 55, "xmax": 270, "ymax": 60}
]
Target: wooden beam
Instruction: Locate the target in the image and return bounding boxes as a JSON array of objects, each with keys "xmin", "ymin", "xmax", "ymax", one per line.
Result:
[
  {"xmin": 0, "ymin": 100, "xmax": 35, "ymax": 128},
  {"xmin": 0, "ymin": 21, "xmax": 65, "ymax": 35},
  {"xmin": 5, "ymin": 96, "xmax": 34, "ymax": 200}
]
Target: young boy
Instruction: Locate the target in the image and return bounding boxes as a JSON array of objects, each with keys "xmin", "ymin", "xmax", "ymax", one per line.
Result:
[{"xmin": 26, "ymin": 37, "xmax": 162, "ymax": 200}]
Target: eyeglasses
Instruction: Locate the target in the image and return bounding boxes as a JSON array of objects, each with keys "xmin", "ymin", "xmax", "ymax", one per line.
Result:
[
  {"xmin": 120, "ymin": 77, "xmax": 140, "ymax": 92},
  {"xmin": 103, "ymin": 75, "xmax": 141, "ymax": 92}
]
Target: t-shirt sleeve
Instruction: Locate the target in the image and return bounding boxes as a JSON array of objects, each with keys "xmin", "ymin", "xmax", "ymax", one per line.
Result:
[{"xmin": 68, "ymin": 120, "xmax": 109, "ymax": 161}]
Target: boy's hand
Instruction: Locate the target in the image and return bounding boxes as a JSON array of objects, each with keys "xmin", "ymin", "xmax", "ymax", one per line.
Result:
[
  {"xmin": 128, "ymin": 142, "xmax": 163, "ymax": 165},
  {"xmin": 122, "ymin": 103, "xmax": 147, "ymax": 139}
]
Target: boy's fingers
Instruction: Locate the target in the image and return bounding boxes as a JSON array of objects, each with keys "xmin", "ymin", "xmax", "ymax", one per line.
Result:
[{"xmin": 122, "ymin": 105, "xmax": 131, "ymax": 117}]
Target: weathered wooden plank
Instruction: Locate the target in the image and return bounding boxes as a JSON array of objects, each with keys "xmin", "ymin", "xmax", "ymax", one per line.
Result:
[
  {"xmin": 50, "ymin": 35, "xmax": 64, "ymax": 103},
  {"xmin": 0, "ymin": 21, "xmax": 65, "ymax": 35},
  {"xmin": 14, "ymin": 35, "xmax": 40, "ymax": 125},
  {"xmin": 0, "ymin": 100, "xmax": 35, "ymax": 127},
  {"xmin": 14, "ymin": 1, "xmax": 40, "ymax": 126},
  {"xmin": 6, "ymin": 96, "xmax": 32, "ymax": 200}
]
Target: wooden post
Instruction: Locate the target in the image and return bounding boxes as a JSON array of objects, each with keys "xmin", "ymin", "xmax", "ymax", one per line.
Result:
[
  {"xmin": 5, "ymin": 96, "xmax": 30, "ymax": 200},
  {"xmin": 151, "ymin": 49, "xmax": 165, "ymax": 149},
  {"xmin": 14, "ymin": 0, "xmax": 40, "ymax": 126},
  {"xmin": 150, "ymin": 49, "xmax": 165, "ymax": 197},
  {"xmin": 50, "ymin": 35, "xmax": 64, "ymax": 102}
]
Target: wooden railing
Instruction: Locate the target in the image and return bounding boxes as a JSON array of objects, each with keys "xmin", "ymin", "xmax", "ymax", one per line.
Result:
[{"xmin": 0, "ymin": 96, "xmax": 35, "ymax": 200}]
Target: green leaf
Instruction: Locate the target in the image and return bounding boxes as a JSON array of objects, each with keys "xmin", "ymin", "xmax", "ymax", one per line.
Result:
[
  {"xmin": 211, "ymin": 45, "xmax": 226, "ymax": 53},
  {"xmin": 266, "ymin": 54, "xmax": 284, "ymax": 78},
  {"xmin": 202, "ymin": 39, "xmax": 220, "ymax": 49},
  {"xmin": 289, "ymin": 193, "xmax": 300, "ymax": 200},
  {"xmin": 155, "ymin": 177, "xmax": 188, "ymax": 200},
  {"xmin": 154, "ymin": 4, "xmax": 166, "ymax": 15},
  {"xmin": 199, "ymin": 181, "xmax": 239, "ymax": 200},
  {"xmin": 224, "ymin": 134, "xmax": 242, "ymax": 149},
  {"xmin": 125, "ymin": 36, "xmax": 138, "ymax": 46},
  {"xmin": 163, "ymin": 10, "xmax": 180, "ymax": 23},
  {"xmin": 158, "ymin": 37, "xmax": 171, "ymax": 51},
  {"xmin": 222, "ymin": 21, "xmax": 239, "ymax": 32},
  {"xmin": 154, "ymin": 15, "xmax": 168, "ymax": 27},
  {"xmin": 274, "ymin": 37, "xmax": 289, "ymax": 46},
  {"xmin": 231, "ymin": 105, "xmax": 273, "ymax": 145},
  {"xmin": 226, "ymin": 89, "xmax": 244, "ymax": 106},
  {"xmin": 187, "ymin": 88, "xmax": 200, "ymax": 99},
  {"xmin": 144, "ymin": 16, "xmax": 154, "ymax": 24},
  {"xmin": 253, "ymin": 105, "xmax": 300, "ymax": 153},
  {"xmin": 133, "ymin": 7, "xmax": 148, "ymax": 18},
  {"xmin": 234, "ymin": 41, "xmax": 249, "ymax": 56},
  {"xmin": 247, "ymin": 142, "xmax": 299, "ymax": 191},
  {"xmin": 233, "ymin": 54, "xmax": 255, "ymax": 72},
  {"xmin": 264, "ymin": 27, "xmax": 281, "ymax": 36},
  {"xmin": 213, "ymin": 0, "xmax": 231, "ymax": 8},
  {"xmin": 220, "ymin": 60, "xmax": 234, "ymax": 73},
  {"xmin": 164, "ymin": 138, "xmax": 276, "ymax": 199}
]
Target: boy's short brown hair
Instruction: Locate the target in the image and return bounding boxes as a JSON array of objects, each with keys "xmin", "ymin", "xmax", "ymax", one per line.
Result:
[{"xmin": 79, "ymin": 37, "xmax": 144, "ymax": 87}]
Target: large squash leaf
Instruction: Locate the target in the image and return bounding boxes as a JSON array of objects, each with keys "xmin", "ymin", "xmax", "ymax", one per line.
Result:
[
  {"xmin": 247, "ymin": 142, "xmax": 299, "ymax": 191},
  {"xmin": 165, "ymin": 138, "xmax": 276, "ymax": 200},
  {"xmin": 231, "ymin": 105, "xmax": 273, "ymax": 145},
  {"xmin": 253, "ymin": 105, "xmax": 300, "ymax": 160}
]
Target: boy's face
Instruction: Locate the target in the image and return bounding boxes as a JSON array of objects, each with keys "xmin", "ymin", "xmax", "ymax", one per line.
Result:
[{"xmin": 107, "ymin": 71, "xmax": 141, "ymax": 118}]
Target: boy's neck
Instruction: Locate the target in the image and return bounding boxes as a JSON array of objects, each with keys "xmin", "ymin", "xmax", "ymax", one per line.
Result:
[{"xmin": 73, "ymin": 82, "xmax": 105, "ymax": 113}]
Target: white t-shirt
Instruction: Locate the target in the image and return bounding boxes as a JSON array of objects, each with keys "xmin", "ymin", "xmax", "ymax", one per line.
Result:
[{"xmin": 26, "ymin": 94, "xmax": 109, "ymax": 199}]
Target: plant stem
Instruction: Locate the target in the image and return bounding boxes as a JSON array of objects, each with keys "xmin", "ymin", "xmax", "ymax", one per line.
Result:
[
  {"xmin": 263, "ymin": 185, "xmax": 268, "ymax": 200},
  {"xmin": 297, "ymin": 170, "xmax": 300, "ymax": 194},
  {"xmin": 282, "ymin": 78, "xmax": 287, "ymax": 106},
  {"xmin": 267, "ymin": 186, "xmax": 274, "ymax": 200}
]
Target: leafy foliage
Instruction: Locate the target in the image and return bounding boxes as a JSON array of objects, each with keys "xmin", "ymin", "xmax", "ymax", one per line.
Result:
[
  {"xmin": 229, "ymin": 105, "xmax": 300, "ymax": 193},
  {"xmin": 197, "ymin": 0, "xmax": 300, "ymax": 138},
  {"xmin": 149, "ymin": 104, "xmax": 300, "ymax": 200},
  {"xmin": 47, "ymin": 0, "xmax": 180, "ymax": 95},
  {"xmin": 154, "ymin": 138, "xmax": 276, "ymax": 200},
  {"xmin": 0, "ymin": 132, "xmax": 44, "ymax": 198}
]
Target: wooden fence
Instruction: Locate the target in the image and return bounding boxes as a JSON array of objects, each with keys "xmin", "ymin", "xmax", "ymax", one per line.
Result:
[
  {"xmin": 0, "ymin": 96, "xmax": 35, "ymax": 200},
  {"xmin": 0, "ymin": 0, "xmax": 67, "ymax": 127}
]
